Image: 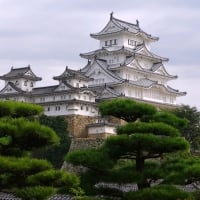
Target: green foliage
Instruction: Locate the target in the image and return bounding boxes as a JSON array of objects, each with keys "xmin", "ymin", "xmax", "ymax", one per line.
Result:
[
  {"xmin": 117, "ymin": 122, "xmax": 180, "ymax": 137},
  {"xmin": 0, "ymin": 156, "xmax": 52, "ymax": 173},
  {"xmin": 105, "ymin": 160, "xmax": 161, "ymax": 184},
  {"xmin": 66, "ymin": 99, "xmax": 197, "ymax": 198},
  {"xmin": 0, "ymin": 156, "xmax": 52, "ymax": 188},
  {"xmin": 123, "ymin": 185, "xmax": 193, "ymax": 200},
  {"xmin": 193, "ymin": 190, "xmax": 200, "ymax": 200},
  {"xmin": 14, "ymin": 186, "xmax": 56, "ymax": 200},
  {"xmin": 103, "ymin": 134, "xmax": 189, "ymax": 159},
  {"xmin": 27, "ymin": 169, "xmax": 80, "ymax": 189},
  {"xmin": 33, "ymin": 115, "xmax": 71, "ymax": 168},
  {"xmin": 161, "ymin": 155, "xmax": 200, "ymax": 184},
  {"xmin": 66, "ymin": 148, "xmax": 114, "ymax": 171},
  {"xmin": 99, "ymin": 98, "xmax": 156, "ymax": 122},
  {"xmin": 173, "ymin": 105, "xmax": 200, "ymax": 151},
  {"xmin": 0, "ymin": 101, "xmax": 81, "ymax": 199},
  {"xmin": 142, "ymin": 111, "xmax": 188, "ymax": 129},
  {"xmin": 96, "ymin": 187, "xmax": 123, "ymax": 198},
  {"xmin": 0, "ymin": 135, "xmax": 12, "ymax": 146},
  {"xmin": 0, "ymin": 101, "xmax": 43, "ymax": 117},
  {"xmin": 0, "ymin": 117, "xmax": 59, "ymax": 156}
]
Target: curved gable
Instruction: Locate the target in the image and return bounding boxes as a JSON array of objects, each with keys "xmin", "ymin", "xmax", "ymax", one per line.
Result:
[
  {"xmin": 0, "ymin": 82, "xmax": 24, "ymax": 94},
  {"xmin": 85, "ymin": 59, "xmax": 122, "ymax": 85}
]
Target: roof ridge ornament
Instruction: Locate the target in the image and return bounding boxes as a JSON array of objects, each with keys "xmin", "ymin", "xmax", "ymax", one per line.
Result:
[
  {"xmin": 110, "ymin": 12, "xmax": 113, "ymax": 20},
  {"xmin": 136, "ymin": 19, "xmax": 139, "ymax": 27}
]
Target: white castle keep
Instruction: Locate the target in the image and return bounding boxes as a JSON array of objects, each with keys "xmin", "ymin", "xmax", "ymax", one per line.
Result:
[{"xmin": 0, "ymin": 14, "xmax": 186, "ymax": 138}]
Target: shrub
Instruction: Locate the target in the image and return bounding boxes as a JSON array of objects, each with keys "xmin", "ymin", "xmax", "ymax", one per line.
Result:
[{"xmin": 14, "ymin": 186, "xmax": 56, "ymax": 200}]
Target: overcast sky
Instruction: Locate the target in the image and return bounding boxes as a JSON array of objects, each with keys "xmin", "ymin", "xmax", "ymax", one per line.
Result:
[{"xmin": 0, "ymin": 0, "xmax": 199, "ymax": 109}]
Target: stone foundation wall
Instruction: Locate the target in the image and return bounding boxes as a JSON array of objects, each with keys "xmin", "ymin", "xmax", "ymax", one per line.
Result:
[
  {"xmin": 65, "ymin": 115, "xmax": 97, "ymax": 138},
  {"xmin": 88, "ymin": 133, "xmax": 115, "ymax": 138},
  {"xmin": 105, "ymin": 116, "xmax": 127, "ymax": 126},
  {"xmin": 69, "ymin": 138, "xmax": 105, "ymax": 152},
  {"xmin": 63, "ymin": 138, "xmax": 105, "ymax": 173}
]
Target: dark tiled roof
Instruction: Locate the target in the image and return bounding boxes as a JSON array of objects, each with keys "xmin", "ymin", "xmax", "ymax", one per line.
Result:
[
  {"xmin": 134, "ymin": 44, "xmax": 168, "ymax": 62},
  {"xmin": 91, "ymin": 85, "xmax": 121, "ymax": 100},
  {"xmin": 166, "ymin": 85, "xmax": 187, "ymax": 95},
  {"xmin": 0, "ymin": 82, "xmax": 26, "ymax": 94},
  {"xmin": 0, "ymin": 66, "xmax": 42, "ymax": 81},
  {"xmin": 49, "ymin": 194, "xmax": 74, "ymax": 200},
  {"xmin": 81, "ymin": 44, "xmax": 168, "ymax": 62},
  {"xmin": 149, "ymin": 63, "xmax": 177, "ymax": 78},
  {"xmin": 95, "ymin": 59, "xmax": 123, "ymax": 81},
  {"xmin": 130, "ymin": 78, "xmax": 157, "ymax": 87},
  {"xmin": 0, "ymin": 193, "xmax": 74, "ymax": 200},
  {"xmin": 80, "ymin": 60, "xmax": 92, "ymax": 73},
  {"xmin": 53, "ymin": 66, "xmax": 93, "ymax": 81},
  {"xmin": 0, "ymin": 192, "xmax": 21, "ymax": 200},
  {"xmin": 90, "ymin": 14, "xmax": 158, "ymax": 41},
  {"xmin": 32, "ymin": 85, "xmax": 58, "ymax": 95}
]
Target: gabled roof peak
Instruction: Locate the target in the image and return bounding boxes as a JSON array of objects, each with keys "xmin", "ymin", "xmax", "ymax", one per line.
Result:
[
  {"xmin": 110, "ymin": 11, "xmax": 113, "ymax": 20},
  {"xmin": 90, "ymin": 14, "xmax": 158, "ymax": 41},
  {"xmin": 0, "ymin": 66, "xmax": 42, "ymax": 81},
  {"xmin": 53, "ymin": 66, "xmax": 93, "ymax": 81},
  {"xmin": 110, "ymin": 12, "xmax": 139, "ymax": 27}
]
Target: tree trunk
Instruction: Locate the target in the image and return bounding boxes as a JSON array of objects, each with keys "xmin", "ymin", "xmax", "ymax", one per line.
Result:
[
  {"xmin": 136, "ymin": 156, "xmax": 144, "ymax": 172},
  {"xmin": 137, "ymin": 180, "xmax": 150, "ymax": 190},
  {"xmin": 136, "ymin": 154, "xmax": 150, "ymax": 189}
]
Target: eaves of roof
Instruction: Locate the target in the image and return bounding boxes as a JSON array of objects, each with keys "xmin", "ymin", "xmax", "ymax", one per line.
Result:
[{"xmin": 37, "ymin": 99, "xmax": 97, "ymax": 106}]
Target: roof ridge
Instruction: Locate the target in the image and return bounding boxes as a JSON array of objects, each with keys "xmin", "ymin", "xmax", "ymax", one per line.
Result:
[
  {"xmin": 112, "ymin": 17, "xmax": 139, "ymax": 28},
  {"xmin": 95, "ymin": 59, "xmax": 122, "ymax": 81},
  {"xmin": 11, "ymin": 66, "xmax": 30, "ymax": 71},
  {"xmin": 7, "ymin": 82, "xmax": 25, "ymax": 93},
  {"xmin": 34, "ymin": 85, "xmax": 58, "ymax": 90}
]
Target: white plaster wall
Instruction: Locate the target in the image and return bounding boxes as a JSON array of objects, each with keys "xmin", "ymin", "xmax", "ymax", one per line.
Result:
[
  {"xmin": 0, "ymin": 95, "xmax": 30, "ymax": 102},
  {"xmin": 114, "ymin": 83, "xmax": 178, "ymax": 104},
  {"xmin": 86, "ymin": 63, "xmax": 118, "ymax": 85},
  {"xmin": 43, "ymin": 103, "xmax": 98, "ymax": 116},
  {"xmin": 99, "ymin": 32, "xmax": 148, "ymax": 49},
  {"xmin": 68, "ymin": 79, "xmax": 88, "ymax": 88},
  {"xmin": 88, "ymin": 125, "xmax": 116, "ymax": 135},
  {"xmin": 5, "ymin": 78, "xmax": 36, "ymax": 92},
  {"xmin": 34, "ymin": 91, "xmax": 96, "ymax": 104},
  {"xmin": 143, "ymin": 87, "xmax": 176, "ymax": 104},
  {"xmin": 99, "ymin": 34, "xmax": 121, "ymax": 48},
  {"xmin": 123, "ymin": 33, "xmax": 143, "ymax": 48},
  {"xmin": 137, "ymin": 58, "xmax": 154, "ymax": 69},
  {"xmin": 117, "ymin": 68, "xmax": 144, "ymax": 80}
]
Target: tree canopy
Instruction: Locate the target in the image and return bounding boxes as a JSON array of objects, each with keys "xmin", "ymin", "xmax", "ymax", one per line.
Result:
[
  {"xmin": 33, "ymin": 115, "xmax": 71, "ymax": 168},
  {"xmin": 66, "ymin": 99, "xmax": 199, "ymax": 199},
  {"xmin": 172, "ymin": 105, "xmax": 200, "ymax": 151},
  {"xmin": 0, "ymin": 101, "xmax": 81, "ymax": 200}
]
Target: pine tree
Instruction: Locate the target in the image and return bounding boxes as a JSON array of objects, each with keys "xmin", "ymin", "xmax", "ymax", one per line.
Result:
[
  {"xmin": 66, "ymin": 99, "xmax": 198, "ymax": 199},
  {"xmin": 0, "ymin": 101, "xmax": 80, "ymax": 200}
]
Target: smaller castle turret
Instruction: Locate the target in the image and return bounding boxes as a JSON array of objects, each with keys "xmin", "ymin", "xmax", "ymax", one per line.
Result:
[{"xmin": 0, "ymin": 65, "xmax": 42, "ymax": 92}]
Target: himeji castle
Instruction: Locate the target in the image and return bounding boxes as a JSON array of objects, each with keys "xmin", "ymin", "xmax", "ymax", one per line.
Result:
[{"xmin": 0, "ymin": 14, "xmax": 186, "ymax": 139}]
